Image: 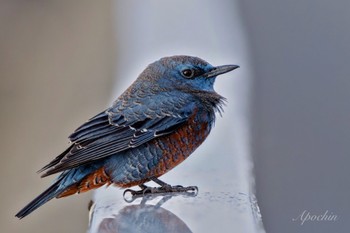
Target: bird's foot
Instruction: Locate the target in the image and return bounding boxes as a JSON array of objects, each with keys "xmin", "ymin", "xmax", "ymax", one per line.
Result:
[
  {"xmin": 149, "ymin": 177, "xmax": 198, "ymax": 194},
  {"xmin": 141, "ymin": 184, "xmax": 198, "ymax": 195},
  {"xmin": 123, "ymin": 181, "xmax": 198, "ymax": 203}
]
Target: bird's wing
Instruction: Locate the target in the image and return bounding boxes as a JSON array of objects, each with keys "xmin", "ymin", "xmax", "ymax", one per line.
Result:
[{"xmin": 39, "ymin": 106, "xmax": 190, "ymax": 177}]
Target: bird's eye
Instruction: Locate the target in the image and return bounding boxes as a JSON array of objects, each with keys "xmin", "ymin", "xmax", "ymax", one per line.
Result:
[{"xmin": 181, "ymin": 69, "xmax": 194, "ymax": 78}]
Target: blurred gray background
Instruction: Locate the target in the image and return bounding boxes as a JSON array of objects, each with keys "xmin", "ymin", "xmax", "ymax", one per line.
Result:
[
  {"xmin": 1, "ymin": 0, "xmax": 350, "ymax": 233},
  {"xmin": 239, "ymin": 1, "xmax": 350, "ymax": 233}
]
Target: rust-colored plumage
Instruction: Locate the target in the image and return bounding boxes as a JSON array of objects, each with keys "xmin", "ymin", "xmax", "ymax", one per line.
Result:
[{"xmin": 58, "ymin": 167, "xmax": 112, "ymax": 198}]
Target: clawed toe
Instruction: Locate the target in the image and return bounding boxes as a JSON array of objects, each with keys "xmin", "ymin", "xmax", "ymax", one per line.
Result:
[
  {"xmin": 160, "ymin": 185, "xmax": 197, "ymax": 193},
  {"xmin": 123, "ymin": 184, "xmax": 198, "ymax": 202},
  {"xmin": 123, "ymin": 178, "xmax": 198, "ymax": 202}
]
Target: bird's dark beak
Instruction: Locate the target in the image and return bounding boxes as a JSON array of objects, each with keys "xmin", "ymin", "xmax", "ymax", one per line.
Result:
[{"xmin": 203, "ymin": 64, "xmax": 240, "ymax": 78}]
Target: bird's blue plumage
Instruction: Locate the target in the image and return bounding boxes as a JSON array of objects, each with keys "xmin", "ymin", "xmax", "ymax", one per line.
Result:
[{"xmin": 16, "ymin": 55, "xmax": 239, "ymax": 219}]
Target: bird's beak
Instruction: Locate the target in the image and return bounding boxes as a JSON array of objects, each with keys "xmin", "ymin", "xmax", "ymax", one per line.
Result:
[{"xmin": 203, "ymin": 64, "xmax": 240, "ymax": 78}]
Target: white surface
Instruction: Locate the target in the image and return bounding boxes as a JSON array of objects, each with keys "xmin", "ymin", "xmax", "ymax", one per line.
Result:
[{"xmin": 89, "ymin": 183, "xmax": 262, "ymax": 233}]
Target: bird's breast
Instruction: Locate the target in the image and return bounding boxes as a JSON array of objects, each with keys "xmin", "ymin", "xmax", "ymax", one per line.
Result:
[{"xmin": 146, "ymin": 110, "xmax": 213, "ymax": 178}]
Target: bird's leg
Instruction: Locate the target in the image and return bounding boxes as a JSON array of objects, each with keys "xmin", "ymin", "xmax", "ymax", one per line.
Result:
[
  {"xmin": 150, "ymin": 177, "xmax": 198, "ymax": 194},
  {"xmin": 123, "ymin": 178, "xmax": 198, "ymax": 202}
]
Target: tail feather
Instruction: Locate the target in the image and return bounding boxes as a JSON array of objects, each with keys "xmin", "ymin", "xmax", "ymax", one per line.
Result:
[
  {"xmin": 15, "ymin": 178, "xmax": 63, "ymax": 219},
  {"xmin": 16, "ymin": 163, "xmax": 106, "ymax": 219}
]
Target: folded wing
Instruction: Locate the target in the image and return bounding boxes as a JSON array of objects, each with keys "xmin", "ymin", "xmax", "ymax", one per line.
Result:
[{"xmin": 39, "ymin": 108, "xmax": 189, "ymax": 177}]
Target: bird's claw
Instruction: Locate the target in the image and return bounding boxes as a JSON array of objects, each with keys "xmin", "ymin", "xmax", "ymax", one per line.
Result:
[
  {"xmin": 157, "ymin": 185, "xmax": 198, "ymax": 194},
  {"xmin": 123, "ymin": 185, "xmax": 198, "ymax": 203}
]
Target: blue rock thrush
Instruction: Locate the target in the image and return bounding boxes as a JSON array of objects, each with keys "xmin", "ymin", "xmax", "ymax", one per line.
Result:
[{"xmin": 16, "ymin": 55, "xmax": 239, "ymax": 218}]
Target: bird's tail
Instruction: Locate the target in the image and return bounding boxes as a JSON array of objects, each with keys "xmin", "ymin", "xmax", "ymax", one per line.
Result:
[
  {"xmin": 15, "ymin": 177, "xmax": 63, "ymax": 219},
  {"xmin": 16, "ymin": 164, "xmax": 109, "ymax": 219}
]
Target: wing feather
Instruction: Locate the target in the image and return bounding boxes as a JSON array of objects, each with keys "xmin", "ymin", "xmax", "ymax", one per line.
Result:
[{"xmin": 40, "ymin": 109, "xmax": 189, "ymax": 177}]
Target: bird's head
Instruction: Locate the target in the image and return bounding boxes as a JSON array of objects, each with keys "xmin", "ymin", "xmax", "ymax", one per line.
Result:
[{"xmin": 139, "ymin": 55, "xmax": 239, "ymax": 92}]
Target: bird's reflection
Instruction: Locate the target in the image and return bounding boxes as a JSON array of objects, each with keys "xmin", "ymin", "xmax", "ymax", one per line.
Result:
[{"xmin": 94, "ymin": 195, "xmax": 193, "ymax": 233}]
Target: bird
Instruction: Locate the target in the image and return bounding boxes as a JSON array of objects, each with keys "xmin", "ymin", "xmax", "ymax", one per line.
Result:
[{"xmin": 15, "ymin": 55, "xmax": 239, "ymax": 219}]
